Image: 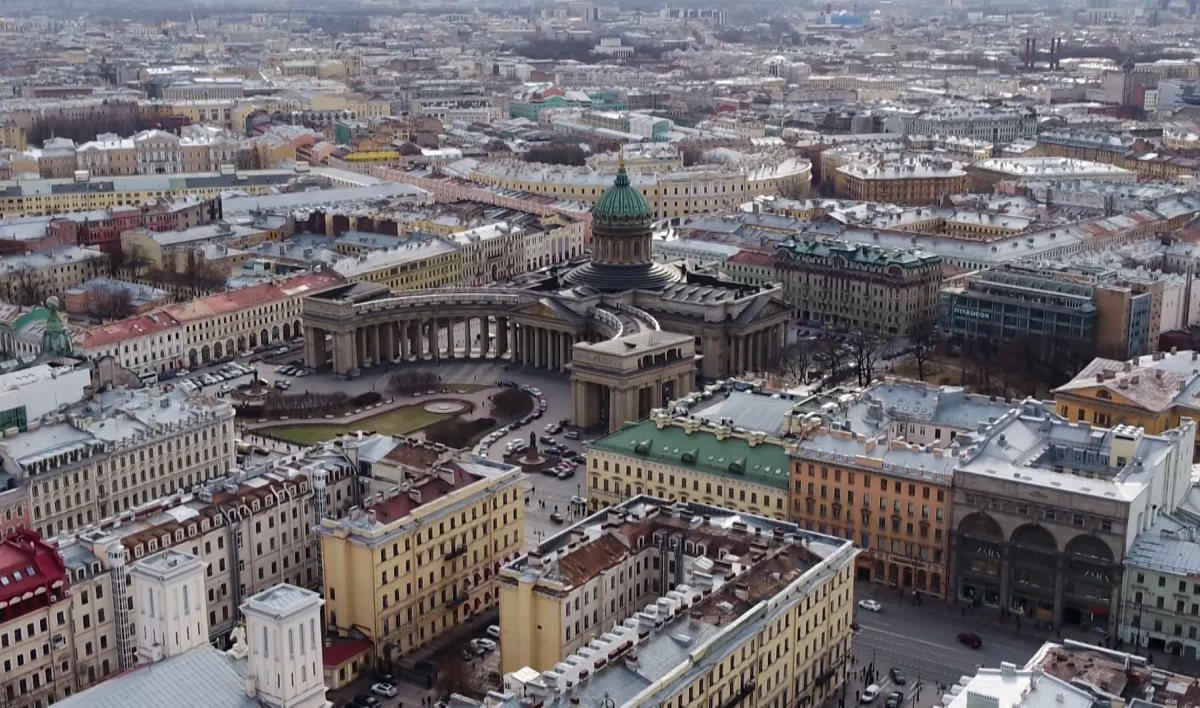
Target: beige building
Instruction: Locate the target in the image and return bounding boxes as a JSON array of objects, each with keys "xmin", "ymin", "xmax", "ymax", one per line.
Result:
[
  {"xmin": 0, "ymin": 246, "xmax": 109, "ymax": 303},
  {"xmin": 318, "ymin": 437, "xmax": 525, "ymax": 664},
  {"xmin": 162, "ymin": 271, "xmax": 342, "ymax": 367},
  {"xmin": 774, "ymin": 239, "xmax": 943, "ymax": 334},
  {"xmin": 496, "ymin": 497, "xmax": 858, "ymax": 708},
  {"xmin": 835, "ymin": 158, "xmax": 969, "ymax": 205},
  {"xmin": 571, "ymin": 331, "xmax": 698, "ymax": 432}
]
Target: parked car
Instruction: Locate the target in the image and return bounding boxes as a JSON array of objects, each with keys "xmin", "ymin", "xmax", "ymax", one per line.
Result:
[
  {"xmin": 556, "ymin": 468, "xmax": 575, "ymax": 480},
  {"xmin": 471, "ymin": 638, "xmax": 497, "ymax": 652},
  {"xmin": 957, "ymin": 632, "xmax": 982, "ymax": 649},
  {"xmin": 544, "ymin": 422, "xmax": 562, "ymax": 434},
  {"xmin": 890, "ymin": 668, "xmax": 906, "ymax": 685},
  {"xmin": 539, "ymin": 435, "xmax": 556, "ymax": 445},
  {"xmin": 371, "ymin": 683, "xmax": 398, "ymax": 698},
  {"xmin": 550, "ymin": 512, "xmax": 565, "ymax": 524},
  {"xmin": 857, "ymin": 599, "xmax": 882, "ymax": 612},
  {"xmin": 352, "ymin": 695, "xmax": 382, "ymax": 708},
  {"xmin": 861, "ymin": 685, "xmax": 881, "ymax": 704},
  {"xmin": 487, "ymin": 625, "xmax": 501, "ymax": 639},
  {"xmin": 564, "ymin": 430, "xmax": 580, "ymax": 440},
  {"xmin": 885, "ymin": 691, "xmax": 904, "ymax": 708}
]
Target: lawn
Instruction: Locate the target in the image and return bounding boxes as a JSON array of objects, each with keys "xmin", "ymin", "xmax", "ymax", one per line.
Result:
[{"xmin": 264, "ymin": 404, "xmax": 461, "ymax": 445}]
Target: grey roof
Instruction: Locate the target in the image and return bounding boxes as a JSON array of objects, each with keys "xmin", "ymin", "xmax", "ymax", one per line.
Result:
[
  {"xmin": 54, "ymin": 648, "xmax": 258, "ymax": 708},
  {"xmin": 691, "ymin": 390, "xmax": 799, "ymax": 434},
  {"xmin": 1125, "ymin": 515, "xmax": 1200, "ymax": 576}
]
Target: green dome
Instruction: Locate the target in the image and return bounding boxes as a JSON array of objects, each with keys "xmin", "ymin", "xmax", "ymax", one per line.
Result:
[{"xmin": 592, "ymin": 164, "xmax": 653, "ymax": 226}]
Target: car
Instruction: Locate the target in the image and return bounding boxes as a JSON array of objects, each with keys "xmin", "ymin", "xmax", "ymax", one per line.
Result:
[
  {"xmin": 550, "ymin": 512, "xmax": 565, "ymax": 524},
  {"xmin": 469, "ymin": 642, "xmax": 487, "ymax": 655},
  {"xmin": 374, "ymin": 673, "xmax": 396, "ymax": 686},
  {"xmin": 861, "ymin": 685, "xmax": 881, "ymax": 704},
  {"xmin": 276, "ymin": 347, "xmax": 289, "ymax": 355},
  {"xmin": 957, "ymin": 632, "xmax": 982, "ymax": 649},
  {"xmin": 539, "ymin": 435, "xmax": 556, "ymax": 446},
  {"xmin": 371, "ymin": 683, "xmax": 398, "ymax": 698},
  {"xmin": 851, "ymin": 620, "xmax": 860, "ymax": 632},
  {"xmin": 545, "ymin": 422, "xmax": 562, "ymax": 434},
  {"xmin": 857, "ymin": 599, "xmax": 882, "ymax": 612},
  {"xmin": 885, "ymin": 691, "xmax": 905, "ymax": 708},
  {"xmin": 564, "ymin": 430, "xmax": 580, "ymax": 440},
  {"xmin": 530, "ymin": 388, "xmax": 542, "ymax": 396},
  {"xmin": 487, "ymin": 624, "xmax": 501, "ymax": 638},
  {"xmin": 890, "ymin": 668, "xmax": 906, "ymax": 685},
  {"xmin": 472, "ymin": 637, "xmax": 497, "ymax": 652},
  {"xmin": 352, "ymin": 695, "xmax": 382, "ymax": 708},
  {"xmin": 556, "ymin": 468, "xmax": 575, "ymax": 480}
]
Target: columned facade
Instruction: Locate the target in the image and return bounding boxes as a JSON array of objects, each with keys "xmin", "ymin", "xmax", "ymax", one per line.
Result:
[{"xmin": 570, "ymin": 332, "xmax": 699, "ymax": 433}]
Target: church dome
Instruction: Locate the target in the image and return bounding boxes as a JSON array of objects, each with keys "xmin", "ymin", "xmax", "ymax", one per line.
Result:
[{"xmin": 592, "ymin": 163, "xmax": 653, "ymax": 227}]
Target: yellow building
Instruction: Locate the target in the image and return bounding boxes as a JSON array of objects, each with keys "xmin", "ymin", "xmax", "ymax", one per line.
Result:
[
  {"xmin": 469, "ymin": 158, "xmax": 812, "ymax": 222},
  {"xmin": 1053, "ymin": 350, "xmax": 1200, "ymax": 455},
  {"xmin": 585, "ymin": 415, "xmax": 793, "ymax": 519},
  {"xmin": 318, "ymin": 439, "xmax": 524, "ymax": 663},
  {"xmin": 0, "ymin": 168, "xmax": 373, "ymax": 218},
  {"xmin": 0, "ymin": 123, "xmax": 26, "ymax": 150},
  {"xmin": 835, "ymin": 158, "xmax": 969, "ymax": 205},
  {"xmin": 497, "ymin": 496, "xmax": 857, "ymax": 708},
  {"xmin": 329, "ymin": 236, "xmax": 462, "ymax": 291}
]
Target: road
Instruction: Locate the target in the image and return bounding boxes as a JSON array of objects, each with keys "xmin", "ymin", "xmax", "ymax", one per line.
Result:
[{"xmin": 842, "ymin": 595, "xmax": 1046, "ymax": 708}]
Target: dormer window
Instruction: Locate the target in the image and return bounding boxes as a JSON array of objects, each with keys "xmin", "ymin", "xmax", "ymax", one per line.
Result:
[{"xmin": 252, "ymin": 501, "xmax": 260, "ymax": 512}]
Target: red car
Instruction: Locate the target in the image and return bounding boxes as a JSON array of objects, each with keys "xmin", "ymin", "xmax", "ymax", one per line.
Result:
[{"xmin": 957, "ymin": 632, "xmax": 982, "ymax": 649}]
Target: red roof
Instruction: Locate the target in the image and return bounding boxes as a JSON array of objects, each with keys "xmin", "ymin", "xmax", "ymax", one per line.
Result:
[
  {"xmin": 84, "ymin": 311, "xmax": 181, "ymax": 349},
  {"xmin": 164, "ymin": 271, "xmax": 342, "ymax": 323},
  {"xmin": 323, "ymin": 636, "xmax": 373, "ymax": 667},
  {"xmin": 727, "ymin": 249, "xmax": 774, "ymax": 267},
  {"xmin": 0, "ymin": 530, "xmax": 67, "ymax": 606},
  {"xmin": 371, "ymin": 463, "xmax": 479, "ymax": 524}
]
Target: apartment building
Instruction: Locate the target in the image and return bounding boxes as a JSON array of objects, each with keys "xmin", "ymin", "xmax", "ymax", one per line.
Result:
[
  {"xmin": 1053, "ymin": 350, "xmax": 1200, "ymax": 455},
  {"xmin": 834, "ymin": 158, "xmax": 969, "ymax": 205},
  {"xmin": 76, "ymin": 129, "xmax": 244, "ymax": 178},
  {"xmin": 1121, "ymin": 515, "xmax": 1200, "ymax": 655},
  {"xmin": 443, "ymin": 222, "xmax": 526, "ymax": 286},
  {"xmin": 774, "ymin": 238, "xmax": 943, "ymax": 334},
  {"xmin": 495, "ymin": 496, "xmax": 858, "ymax": 708},
  {"xmin": 0, "ymin": 245, "xmax": 108, "ymax": 301},
  {"xmin": 970, "ymin": 157, "xmax": 1137, "ymax": 189},
  {"xmin": 0, "ymin": 167, "xmax": 375, "ymax": 219},
  {"xmin": 163, "ymin": 271, "xmax": 341, "ymax": 367},
  {"xmin": 586, "ymin": 414, "xmax": 792, "ymax": 519},
  {"xmin": 0, "ymin": 531, "xmax": 75, "ymax": 708},
  {"xmin": 161, "ymin": 79, "xmax": 245, "ymax": 102},
  {"xmin": 951, "ymin": 401, "xmax": 1195, "ymax": 629},
  {"xmin": 318, "ymin": 436, "xmax": 525, "ymax": 664},
  {"xmin": 46, "ymin": 195, "xmax": 222, "ymax": 253},
  {"xmin": 81, "ymin": 311, "xmax": 184, "ymax": 375},
  {"xmin": 790, "ymin": 430, "xmax": 954, "ymax": 597},
  {"xmin": 0, "ymin": 383, "xmax": 237, "ymax": 540},
  {"xmin": 903, "ymin": 107, "xmax": 1037, "ymax": 144},
  {"xmin": 329, "ymin": 236, "xmax": 461, "ymax": 291}
]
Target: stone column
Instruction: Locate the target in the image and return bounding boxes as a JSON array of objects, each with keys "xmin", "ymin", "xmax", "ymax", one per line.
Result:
[
  {"xmin": 497, "ymin": 318, "xmax": 508, "ymax": 358},
  {"xmin": 550, "ymin": 331, "xmax": 560, "ymax": 370},
  {"xmin": 1053, "ymin": 557, "xmax": 1066, "ymax": 627},
  {"xmin": 561, "ymin": 332, "xmax": 571, "ymax": 371},
  {"xmin": 303, "ymin": 327, "xmax": 319, "ymax": 367},
  {"xmin": 355, "ymin": 328, "xmax": 366, "ymax": 368},
  {"xmin": 999, "ymin": 545, "xmax": 1012, "ymax": 614},
  {"xmin": 464, "ymin": 317, "xmax": 474, "ymax": 358},
  {"xmin": 333, "ymin": 330, "xmax": 356, "ymax": 374},
  {"xmin": 536, "ymin": 328, "xmax": 545, "ymax": 368},
  {"xmin": 400, "ymin": 320, "xmax": 411, "ymax": 361}
]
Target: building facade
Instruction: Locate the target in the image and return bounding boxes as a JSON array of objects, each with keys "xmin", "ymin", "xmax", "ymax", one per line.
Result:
[{"xmin": 775, "ymin": 238, "xmax": 943, "ymax": 334}]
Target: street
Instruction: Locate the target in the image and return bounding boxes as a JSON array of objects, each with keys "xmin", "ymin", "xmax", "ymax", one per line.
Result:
[{"xmin": 841, "ymin": 594, "xmax": 1047, "ymax": 708}]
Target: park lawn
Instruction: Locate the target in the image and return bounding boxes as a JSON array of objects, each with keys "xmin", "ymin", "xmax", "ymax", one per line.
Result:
[{"xmin": 265, "ymin": 405, "xmax": 457, "ymax": 445}]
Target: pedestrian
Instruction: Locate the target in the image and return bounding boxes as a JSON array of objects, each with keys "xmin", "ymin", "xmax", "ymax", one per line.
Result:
[{"xmin": 856, "ymin": 690, "xmax": 860, "ymax": 702}]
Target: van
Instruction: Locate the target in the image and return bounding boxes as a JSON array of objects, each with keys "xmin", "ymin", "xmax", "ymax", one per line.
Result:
[
  {"xmin": 139, "ymin": 371, "xmax": 158, "ymax": 385},
  {"xmin": 861, "ymin": 685, "xmax": 881, "ymax": 704}
]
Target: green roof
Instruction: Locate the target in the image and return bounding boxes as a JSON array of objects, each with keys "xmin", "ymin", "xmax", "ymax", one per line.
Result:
[
  {"xmin": 592, "ymin": 164, "xmax": 653, "ymax": 227},
  {"xmin": 591, "ymin": 419, "xmax": 790, "ymax": 490}
]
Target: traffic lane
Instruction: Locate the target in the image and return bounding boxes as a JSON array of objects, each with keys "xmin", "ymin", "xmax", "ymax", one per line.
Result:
[
  {"xmin": 853, "ymin": 602, "xmax": 1044, "ymax": 663},
  {"xmin": 853, "ymin": 625, "xmax": 989, "ymax": 687}
]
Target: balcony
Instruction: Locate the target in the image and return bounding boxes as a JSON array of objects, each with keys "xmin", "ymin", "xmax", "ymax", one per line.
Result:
[
  {"xmin": 447, "ymin": 592, "xmax": 469, "ymax": 609},
  {"xmin": 445, "ymin": 544, "xmax": 467, "ymax": 561},
  {"xmin": 720, "ymin": 680, "xmax": 756, "ymax": 708}
]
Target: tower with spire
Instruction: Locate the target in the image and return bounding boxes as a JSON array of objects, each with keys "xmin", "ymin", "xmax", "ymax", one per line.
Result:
[{"xmin": 40, "ymin": 296, "xmax": 73, "ymax": 357}]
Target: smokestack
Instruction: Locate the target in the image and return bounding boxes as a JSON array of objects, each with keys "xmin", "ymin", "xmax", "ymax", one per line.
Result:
[
  {"xmin": 1025, "ymin": 38, "xmax": 1032, "ymax": 69},
  {"xmin": 1031, "ymin": 38, "xmax": 1037, "ymax": 69}
]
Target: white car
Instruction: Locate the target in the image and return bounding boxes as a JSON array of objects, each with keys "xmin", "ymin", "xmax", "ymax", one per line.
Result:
[
  {"xmin": 857, "ymin": 599, "xmax": 882, "ymax": 612},
  {"xmin": 471, "ymin": 637, "xmax": 497, "ymax": 652},
  {"xmin": 861, "ymin": 685, "xmax": 881, "ymax": 704},
  {"xmin": 486, "ymin": 624, "xmax": 500, "ymax": 639},
  {"xmin": 371, "ymin": 683, "xmax": 397, "ymax": 698}
]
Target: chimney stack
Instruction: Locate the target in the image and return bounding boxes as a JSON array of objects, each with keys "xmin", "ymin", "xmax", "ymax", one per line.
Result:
[{"xmin": 1031, "ymin": 38, "xmax": 1037, "ymax": 69}]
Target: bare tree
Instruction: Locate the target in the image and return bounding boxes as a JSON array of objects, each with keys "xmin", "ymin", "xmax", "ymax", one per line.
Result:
[
  {"xmin": 847, "ymin": 330, "xmax": 887, "ymax": 387},
  {"xmin": 490, "ymin": 389, "xmax": 532, "ymax": 419},
  {"xmin": 122, "ymin": 243, "xmax": 151, "ymax": 274},
  {"xmin": 184, "ymin": 250, "xmax": 226, "ymax": 293},
  {"xmin": 389, "ymin": 370, "xmax": 438, "ymax": 394},
  {"xmin": 907, "ymin": 320, "xmax": 938, "ymax": 382},
  {"xmin": 436, "ymin": 657, "xmax": 479, "ymax": 700},
  {"xmin": 0, "ymin": 267, "xmax": 48, "ymax": 307},
  {"xmin": 774, "ymin": 342, "xmax": 815, "ymax": 384},
  {"xmin": 816, "ymin": 337, "xmax": 844, "ymax": 386},
  {"xmin": 94, "ymin": 288, "xmax": 134, "ymax": 322},
  {"xmin": 681, "ymin": 147, "xmax": 703, "ymax": 167}
]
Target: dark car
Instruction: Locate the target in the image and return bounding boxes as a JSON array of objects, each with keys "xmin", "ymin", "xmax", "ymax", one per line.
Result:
[
  {"xmin": 957, "ymin": 632, "xmax": 982, "ymax": 649},
  {"xmin": 550, "ymin": 512, "xmax": 565, "ymax": 524},
  {"xmin": 885, "ymin": 691, "xmax": 904, "ymax": 708},
  {"xmin": 352, "ymin": 695, "xmax": 382, "ymax": 708},
  {"xmin": 890, "ymin": 668, "xmax": 906, "ymax": 685}
]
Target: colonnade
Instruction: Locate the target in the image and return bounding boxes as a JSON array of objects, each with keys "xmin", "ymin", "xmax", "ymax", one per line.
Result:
[
  {"xmin": 305, "ymin": 315, "xmax": 586, "ymax": 375},
  {"xmin": 727, "ymin": 323, "xmax": 788, "ymax": 375}
]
